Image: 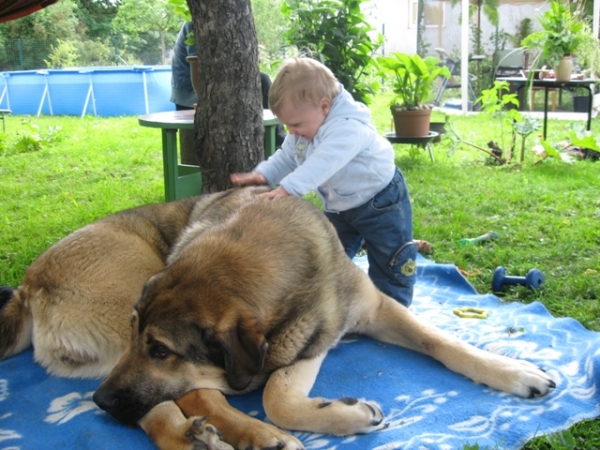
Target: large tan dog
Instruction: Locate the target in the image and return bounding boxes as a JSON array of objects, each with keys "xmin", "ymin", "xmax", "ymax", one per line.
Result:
[
  {"xmin": 1, "ymin": 187, "xmax": 555, "ymax": 450},
  {"xmin": 92, "ymin": 187, "xmax": 554, "ymax": 448},
  {"xmin": 0, "ymin": 187, "xmax": 304, "ymax": 449}
]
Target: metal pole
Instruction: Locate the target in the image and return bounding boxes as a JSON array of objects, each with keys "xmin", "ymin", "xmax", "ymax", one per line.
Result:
[
  {"xmin": 594, "ymin": 0, "xmax": 599, "ymax": 39},
  {"xmin": 18, "ymin": 39, "xmax": 24, "ymax": 70},
  {"xmin": 461, "ymin": 0, "xmax": 469, "ymax": 112}
]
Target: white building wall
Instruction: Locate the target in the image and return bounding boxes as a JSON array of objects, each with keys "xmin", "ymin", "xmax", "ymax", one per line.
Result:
[
  {"xmin": 365, "ymin": 0, "xmax": 417, "ymax": 55},
  {"xmin": 421, "ymin": 1, "xmax": 547, "ymax": 57},
  {"xmin": 366, "ymin": 0, "xmax": 548, "ymax": 58}
]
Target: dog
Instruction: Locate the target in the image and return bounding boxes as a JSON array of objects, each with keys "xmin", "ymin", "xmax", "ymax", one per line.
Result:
[
  {"xmin": 1, "ymin": 187, "xmax": 555, "ymax": 450},
  {"xmin": 93, "ymin": 187, "xmax": 555, "ymax": 447}
]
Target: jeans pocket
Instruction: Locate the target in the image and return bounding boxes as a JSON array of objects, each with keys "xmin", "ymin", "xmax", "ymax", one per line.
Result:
[
  {"xmin": 371, "ymin": 168, "xmax": 408, "ymax": 212},
  {"xmin": 371, "ymin": 180, "xmax": 402, "ymax": 212},
  {"xmin": 388, "ymin": 241, "xmax": 417, "ymax": 287}
]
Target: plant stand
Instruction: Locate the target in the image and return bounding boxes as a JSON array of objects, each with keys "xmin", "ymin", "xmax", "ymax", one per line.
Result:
[{"xmin": 384, "ymin": 131, "xmax": 438, "ymax": 163}]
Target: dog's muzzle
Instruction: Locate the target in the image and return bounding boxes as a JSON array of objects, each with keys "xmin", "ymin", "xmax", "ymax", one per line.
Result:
[{"xmin": 93, "ymin": 384, "xmax": 149, "ymax": 426}]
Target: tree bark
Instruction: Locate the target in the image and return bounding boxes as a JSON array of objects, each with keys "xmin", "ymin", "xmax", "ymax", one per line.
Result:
[{"xmin": 187, "ymin": 0, "xmax": 263, "ymax": 193}]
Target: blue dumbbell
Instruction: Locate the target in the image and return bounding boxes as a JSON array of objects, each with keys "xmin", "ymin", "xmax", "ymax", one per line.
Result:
[{"xmin": 492, "ymin": 266, "xmax": 545, "ymax": 292}]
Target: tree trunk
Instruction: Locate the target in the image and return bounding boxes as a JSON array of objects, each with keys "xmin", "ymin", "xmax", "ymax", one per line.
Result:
[{"xmin": 187, "ymin": 0, "xmax": 263, "ymax": 193}]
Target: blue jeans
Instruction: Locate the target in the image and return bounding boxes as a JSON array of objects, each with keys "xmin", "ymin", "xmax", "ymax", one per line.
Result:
[{"xmin": 325, "ymin": 167, "xmax": 416, "ymax": 307}]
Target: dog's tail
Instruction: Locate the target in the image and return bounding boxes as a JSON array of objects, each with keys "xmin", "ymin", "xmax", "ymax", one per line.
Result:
[{"xmin": 0, "ymin": 286, "xmax": 33, "ymax": 360}]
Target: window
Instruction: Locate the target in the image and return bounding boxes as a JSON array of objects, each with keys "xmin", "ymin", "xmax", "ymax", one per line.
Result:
[{"xmin": 410, "ymin": 1, "xmax": 445, "ymax": 29}]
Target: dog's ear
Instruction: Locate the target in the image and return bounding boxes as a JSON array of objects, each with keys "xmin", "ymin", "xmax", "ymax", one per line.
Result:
[
  {"xmin": 216, "ymin": 313, "xmax": 267, "ymax": 391},
  {"xmin": 0, "ymin": 286, "xmax": 15, "ymax": 309}
]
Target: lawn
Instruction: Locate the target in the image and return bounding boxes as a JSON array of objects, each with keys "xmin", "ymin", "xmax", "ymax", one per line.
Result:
[{"xmin": 0, "ymin": 98, "xmax": 599, "ymax": 448}]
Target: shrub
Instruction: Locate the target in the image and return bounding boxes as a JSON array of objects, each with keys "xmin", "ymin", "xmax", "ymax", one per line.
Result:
[{"xmin": 281, "ymin": 0, "xmax": 382, "ymax": 104}]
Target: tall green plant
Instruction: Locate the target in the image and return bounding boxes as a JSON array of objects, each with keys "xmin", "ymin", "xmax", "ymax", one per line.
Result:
[
  {"xmin": 378, "ymin": 52, "xmax": 450, "ymax": 110},
  {"xmin": 45, "ymin": 39, "xmax": 79, "ymax": 68},
  {"xmin": 521, "ymin": 0, "xmax": 584, "ymax": 68},
  {"xmin": 280, "ymin": 0, "xmax": 382, "ymax": 105},
  {"xmin": 447, "ymin": 80, "xmax": 541, "ymax": 164},
  {"xmin": 113, "ymin": 0, "xmax": 181, "ymax": 64},
  {"xmin": 511, "ymin": 18, "xmax": 533, "ymax": 48}
]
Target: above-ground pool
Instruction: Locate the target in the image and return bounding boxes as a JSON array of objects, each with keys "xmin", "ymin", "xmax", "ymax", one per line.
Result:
[{"xmin": 0, "ymin": 66, "xmax": 175, "ymax": 116}]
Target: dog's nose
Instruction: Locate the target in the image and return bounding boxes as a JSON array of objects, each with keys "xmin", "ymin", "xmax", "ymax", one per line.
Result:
[
  {"xmin": 93, "ymin": 389, "xmax": 118, "ymax": 413},
  {"xmin": 92, "ymin": 385, "xmax": 144, "ymax": 426}
]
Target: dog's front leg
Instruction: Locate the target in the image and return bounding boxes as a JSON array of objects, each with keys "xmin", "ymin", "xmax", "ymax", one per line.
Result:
[
  {"xmin": 176, "ymin": 389, "xmax": 305, "ymax": 450},
  {"xmin": 263, "ymin": 353, "xmax": 386, "ymax": 436},
  {"xmin": 139, "ymin": 400, "xmax": 233, "ymax": 450},
  {"xmin": 361, "ymin": 294, "xmax": 556, "ymax": 398}
]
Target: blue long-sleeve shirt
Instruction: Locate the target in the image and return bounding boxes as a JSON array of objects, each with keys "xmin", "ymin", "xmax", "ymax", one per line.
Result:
[{"xmin": 256, "ymin": 86, "xmax": 396, "ymax": 212}]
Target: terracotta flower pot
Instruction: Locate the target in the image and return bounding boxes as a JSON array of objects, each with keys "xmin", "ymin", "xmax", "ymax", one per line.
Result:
[{"xmin": 392, "ymin": 108, "xmax": 432, "ymax": 138}]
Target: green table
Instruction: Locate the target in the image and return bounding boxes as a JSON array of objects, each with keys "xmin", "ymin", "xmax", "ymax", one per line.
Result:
[
  {"xmin": 139, "ymin": 109, "xmax": 280, "ymax": 201},
  {"xmin": 496, "ymin": 77, "xmax": 596, "ymax": 139}
]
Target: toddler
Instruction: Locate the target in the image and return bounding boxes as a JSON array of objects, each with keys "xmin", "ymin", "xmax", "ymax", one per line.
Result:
[{"xmin": 231, "ymin": 57, "xmax": 417, "ymax": 307}]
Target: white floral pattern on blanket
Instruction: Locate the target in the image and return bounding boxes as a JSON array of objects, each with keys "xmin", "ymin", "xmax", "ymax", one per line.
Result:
[{"xmin": 1, "ymin": 256, "xmax": 599, "ymax": 450}]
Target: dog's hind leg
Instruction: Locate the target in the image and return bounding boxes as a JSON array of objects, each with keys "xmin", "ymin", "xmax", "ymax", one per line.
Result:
[
  {"xmin": 176, "ymin": 389, "xmax": 305, "ymax": 450},
  {"xmin": 358, "ymin": 290, "xmax": 556, "ymax": 399},
  {"xmin": 263, "ymin": 353, "xmax": 386, "ymax": 436},
  {"xmin": 0, "ymin": 287, "xmax": 33, "ymax": 360}
]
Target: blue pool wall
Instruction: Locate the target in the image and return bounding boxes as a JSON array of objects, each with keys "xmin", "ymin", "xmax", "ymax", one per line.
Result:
[{"xmin": 0, "ymin": 66, "xmax": 176, "ymax": 116}]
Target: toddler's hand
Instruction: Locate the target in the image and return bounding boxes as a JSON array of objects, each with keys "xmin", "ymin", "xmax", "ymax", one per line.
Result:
[
  {"xmin": 260, "ymin": 186, "xmax": 289, "ymax": 200},
  {"xmin": 230, "ymin": 172, "xmax": 267, "ymax": 186}
]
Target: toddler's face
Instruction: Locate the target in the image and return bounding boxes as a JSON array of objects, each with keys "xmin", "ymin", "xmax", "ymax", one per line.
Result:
[{"xmin": 276, "ymin": 97, "xmax": 331, "ymax": 141}]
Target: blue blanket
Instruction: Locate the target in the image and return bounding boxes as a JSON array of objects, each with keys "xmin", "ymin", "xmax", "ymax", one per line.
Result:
[{"xmin": 1, "ymin": 256, "xmax": 599, "ymax": 449}]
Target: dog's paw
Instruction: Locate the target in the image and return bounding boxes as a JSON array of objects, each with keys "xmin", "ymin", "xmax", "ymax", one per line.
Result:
[
  {"xmin": 314, "ymin": 397, "xmax": 386, "ymax": 435},
  {"xmin": 185, "ymin": 416, "xmax": 234, "ymax": 450},
  {"xmin": 235, "ymin": 421, "xmax": 305, "ymax": 450},
  {"xmin": 505, "ymin": 359, "xmax": 556, "ymax": 398},
  {"xmin": 469, "ymin": 350, "xmax": 557, "ymax": 399}
]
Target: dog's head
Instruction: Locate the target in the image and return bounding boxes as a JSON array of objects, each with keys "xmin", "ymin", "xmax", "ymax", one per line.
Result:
[{"xmin": 93, "ymin": 267, "xmax": 268, "ymax": 425}]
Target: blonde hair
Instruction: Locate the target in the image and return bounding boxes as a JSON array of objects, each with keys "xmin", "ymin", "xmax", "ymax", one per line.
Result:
[{"xmin": 268, "ymin": 57, "xmax": 339, "ymax": 115}]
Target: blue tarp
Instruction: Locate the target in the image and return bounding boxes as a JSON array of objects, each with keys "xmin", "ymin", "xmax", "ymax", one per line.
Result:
[
  {"xmin": 0, "ymin": 66, "xmax": 175, "ymax": 116},
  {"xmin": 2, "ymin": 255, "xmax": 600, "ymax": 449}
]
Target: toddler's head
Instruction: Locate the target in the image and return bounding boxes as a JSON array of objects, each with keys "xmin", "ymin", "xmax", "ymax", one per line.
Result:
[{"xmin": 269, "ymin": 58, "xmax": 339, "ymax": 116}]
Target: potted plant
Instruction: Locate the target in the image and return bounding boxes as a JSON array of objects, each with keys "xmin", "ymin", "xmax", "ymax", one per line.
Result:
[
  {"xmin": 521, "ymin": 0, "xmax": 585, "ymax": 81},
  {"xmin": 378, "ymin": 52, "xmax": 450, "ymax": 137}
]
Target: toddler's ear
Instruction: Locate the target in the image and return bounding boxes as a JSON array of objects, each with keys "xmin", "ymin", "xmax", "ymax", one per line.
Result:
[{"xmin": 320, "ymin": 97, "xmax": 332, "ymax": 115}]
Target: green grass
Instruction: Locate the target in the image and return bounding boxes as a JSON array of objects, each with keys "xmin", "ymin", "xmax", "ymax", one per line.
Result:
[
  {"xmin": 1, "ymin": 102, "xmax": 599, "ymax": 449},
  {"xmin": 0, "ymin": 116, "xmax": 165, "ymax": 284}
]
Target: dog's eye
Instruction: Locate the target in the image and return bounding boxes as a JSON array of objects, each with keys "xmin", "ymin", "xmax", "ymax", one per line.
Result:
[
  {"xmin": 206, "ymin": 342, "xmax": 225, "ymax": 368},
  {"xmin": 149, "ymin": 344, "xmax": 170, "ymax": 360}
]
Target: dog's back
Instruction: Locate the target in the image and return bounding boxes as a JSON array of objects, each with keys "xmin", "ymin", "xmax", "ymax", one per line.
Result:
[
  {"xmin": 0, "ymin": 197, "xmax": 199, "ymax": 378},
  {"xmin": 134, "ymin": 194, "xmax": 368, "ymax": 392}
]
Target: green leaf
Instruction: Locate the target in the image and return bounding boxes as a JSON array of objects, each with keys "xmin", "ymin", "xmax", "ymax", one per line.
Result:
[
  {"xmin": 545, "ymin": 430, "xmax": 577, "ymax": 449},
  {"xmin": 282, "ymin": 0, "xmax": 381, "ymax": 104},
  {"xmin": 569, "ymin": 130, "xmax": 600, "ymax": 151}
]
